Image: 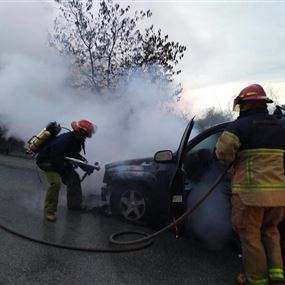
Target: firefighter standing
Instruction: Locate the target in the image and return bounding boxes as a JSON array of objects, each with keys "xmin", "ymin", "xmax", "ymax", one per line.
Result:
[
  {"xmin": 215, "ymin": 84, "xmax": 285, "ymax": 285},
  {"xmin": 36, "ymin": 119, "xmax": 96, "ymax": 222}
]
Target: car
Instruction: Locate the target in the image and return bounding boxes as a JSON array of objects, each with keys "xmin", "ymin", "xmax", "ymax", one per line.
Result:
[{"xmin": 101, "ymin": 106, "xmax": 285, "ymax": 246}]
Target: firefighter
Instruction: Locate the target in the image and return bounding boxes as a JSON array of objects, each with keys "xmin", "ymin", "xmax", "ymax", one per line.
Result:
[
  {"xmin": 215, "ymin": 84, "xmax": 285, "ymax": 285},
  {"xmin": 36, "ymin": 119, "xmax": 96, "ymax": 222}
]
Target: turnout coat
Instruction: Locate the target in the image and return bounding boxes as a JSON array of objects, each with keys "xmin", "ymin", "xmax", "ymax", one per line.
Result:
[
  {"xmin": 215, "ymin": 108, "xmax": 285, "ymax": 206},
  {"xmin": 36, "ymin": 132, "xmax": 83, "ymax": 176}
]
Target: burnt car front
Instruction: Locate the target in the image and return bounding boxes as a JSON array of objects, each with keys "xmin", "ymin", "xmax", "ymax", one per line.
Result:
[{"xmin": 101, "ymin": 156, "xmax": 176, "ymax": 226}]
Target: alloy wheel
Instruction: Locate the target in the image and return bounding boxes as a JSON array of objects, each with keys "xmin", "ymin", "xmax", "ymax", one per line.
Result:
[{"xmin": 119, "ymin": 190, "xmax": 146, "ymax": 221}]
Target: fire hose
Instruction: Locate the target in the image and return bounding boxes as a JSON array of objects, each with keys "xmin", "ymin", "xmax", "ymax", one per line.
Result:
[{"xmin": 0, "ymin": 162, "xmax": 231, "ymax": 253}]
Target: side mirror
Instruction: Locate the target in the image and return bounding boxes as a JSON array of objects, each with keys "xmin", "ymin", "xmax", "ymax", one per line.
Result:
[{"xmin": 154, "ymin": 150, "xmax": 174, "ymax": 162}]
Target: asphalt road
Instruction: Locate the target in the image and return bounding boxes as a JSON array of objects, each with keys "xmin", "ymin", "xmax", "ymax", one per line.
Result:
[{"xmin": 0, "ymin": 154, "xmax": 241, "ymax": 285}]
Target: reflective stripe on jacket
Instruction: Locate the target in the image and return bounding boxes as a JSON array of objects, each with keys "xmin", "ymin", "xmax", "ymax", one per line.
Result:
[{"xmin": 215, "ymin": 109, "xmax": 285, "ymax": 206}]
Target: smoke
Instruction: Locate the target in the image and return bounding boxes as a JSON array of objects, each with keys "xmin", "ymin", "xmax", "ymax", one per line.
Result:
[
  {"xmin": 185, "ymin": 159, "xmax": 232, "ymax": 250},
  {"xmin": 0, "ymin": 52, "xmax": 187, "ymax": 192},
  {"xmin": 0, "ymin": 0, "xmax": 189, "ymax": 199}
]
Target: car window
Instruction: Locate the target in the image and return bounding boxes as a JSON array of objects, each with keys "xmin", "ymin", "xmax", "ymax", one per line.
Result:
[
  {"xmin": 184, "ymin": 131, "xmax": 232, "ymax": 242},
  {"xmin": 188, "ymin": 131, "xmax": 223, "ymax": 154},
  {"xmin": 183, "ymin": 131, "xmax": 223, "ymax": 182}
]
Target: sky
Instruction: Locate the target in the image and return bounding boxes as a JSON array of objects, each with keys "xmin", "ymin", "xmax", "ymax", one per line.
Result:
[
  {"xmin": 1, "ymin": 0, "xmax": 285, "ymax": 115},
  {"xmin": 0, "ymin": 0, "xmax": 285, "ymax": 169},
  {"xmin": 128, "ymin": 1, "xmax": 285, "ymax": 114}
]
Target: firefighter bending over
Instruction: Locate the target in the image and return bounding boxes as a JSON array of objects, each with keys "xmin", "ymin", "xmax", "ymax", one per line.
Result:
[
  {"xmin": 36, "ymin": 120, "xmax": 96, "ymax": 222},
  {"xmin": 215, "ymin": 84, "xmax": 285, "ymax": 285}
]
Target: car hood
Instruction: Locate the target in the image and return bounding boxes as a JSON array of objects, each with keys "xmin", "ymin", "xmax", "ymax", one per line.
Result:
[
  {"xmin": 103, "ymin": 156, "xmax": 175, "ymax": 185},
  {"xmin": 105, "ymin": 157, "xmax": 154, "ymax": 170}
]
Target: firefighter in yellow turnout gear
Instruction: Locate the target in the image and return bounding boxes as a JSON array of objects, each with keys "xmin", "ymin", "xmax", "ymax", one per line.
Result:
[{"xmin": 215, "ymin": 84, "xmax": 285, "ymax": 285}]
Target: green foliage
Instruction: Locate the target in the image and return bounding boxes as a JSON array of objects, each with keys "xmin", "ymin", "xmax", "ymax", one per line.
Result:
[{"xmin": 50, "ymin": 0, "xmax": 186, "ymax": 95}]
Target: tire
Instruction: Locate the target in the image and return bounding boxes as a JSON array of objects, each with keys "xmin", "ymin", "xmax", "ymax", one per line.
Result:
[{"xmin": 110, "ymin": 184, "xmax": 153, "ymax": 223}]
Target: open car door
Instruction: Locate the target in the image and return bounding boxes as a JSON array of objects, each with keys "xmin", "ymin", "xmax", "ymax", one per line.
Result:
[{"xmin": 169, "ymin": 117, "xmax": 195, "ymax": 236}]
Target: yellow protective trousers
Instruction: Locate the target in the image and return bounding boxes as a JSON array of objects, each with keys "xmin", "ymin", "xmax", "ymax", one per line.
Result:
[
  {"xmin": 44, "ymin": 170, "xmax": 83, "ymax": 213},
  {"xmin": 232, "ymin": 195, "xmax": 284, "ymax": 285}
]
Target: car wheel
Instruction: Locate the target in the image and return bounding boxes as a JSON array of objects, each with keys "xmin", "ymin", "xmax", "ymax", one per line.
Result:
[{"xmin": 110, "ymin": 185, "xmax": 152, "ymax": 223}]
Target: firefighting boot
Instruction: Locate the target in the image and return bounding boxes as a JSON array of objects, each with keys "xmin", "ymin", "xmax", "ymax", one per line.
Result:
[
  {"xmin": 45, "ymin": 212, "xmax": 57, "ymax": 222},
  {"xmin": 236, "ymin": 273, "xmax": 247, "ymax": 285}
]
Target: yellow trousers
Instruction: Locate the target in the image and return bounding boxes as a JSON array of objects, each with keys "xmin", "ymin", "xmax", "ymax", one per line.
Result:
[
  {"xmin": 232, "ymin": 195, "xmax": 284, "ymax": 284},
  {"xmin": 44, "ymin": 170, "xmax": 83, "ymax": 213}
]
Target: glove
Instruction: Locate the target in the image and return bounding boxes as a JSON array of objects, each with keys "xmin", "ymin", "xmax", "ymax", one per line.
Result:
[{"xmin": 86, "ymin": 168, "xmax": 94, "ymax": 175}]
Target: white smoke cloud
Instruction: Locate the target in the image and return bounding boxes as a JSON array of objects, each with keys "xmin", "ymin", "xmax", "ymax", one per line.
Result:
[
  {"xmin": 185, "ymin": 161, "xmax": 232, "ymax": 250},
  {"xmin": 0, "ymin": 52, "xmax": 187, "ymax": 193},
  {"xmin": 0, "ymin": 0, "xmax": 191, "ymax": 199}
]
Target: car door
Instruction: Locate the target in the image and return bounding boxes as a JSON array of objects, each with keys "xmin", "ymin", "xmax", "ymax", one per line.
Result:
[
  {"xmin": 168, "ymin": 117, "xmax": 195, "ymax": 235},
  {"xmin": 169, "ymin": 121, "xmax": 232, "ymax": 236},
  {"xmin": 183, "ymin": 126, "xmax": 233, "ymax": 245}
]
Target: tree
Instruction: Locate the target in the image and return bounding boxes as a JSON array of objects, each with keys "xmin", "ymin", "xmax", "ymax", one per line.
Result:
[
  {"xmin": 0, "ymin": 125, "xmax": 25, "ymax": 154},
  {"xmin": 51, "ymin": 0, "xmax": 186, "ymax": 95},
  {"xmin": 195, "ymin": 107, "xmax": 234, "ymax": 132}
]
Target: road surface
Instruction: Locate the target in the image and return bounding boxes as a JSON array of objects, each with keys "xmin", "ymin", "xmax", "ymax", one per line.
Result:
[{"xmin": 0, "ymin": 154, "xmax": 241, "ymax": 285}]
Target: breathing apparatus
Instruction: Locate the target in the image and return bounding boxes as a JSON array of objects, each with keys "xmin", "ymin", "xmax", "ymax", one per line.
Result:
[
  {"xmin": 27, "ymin": 120, "xmax": 100, "ymax": 184},
  {"xmin": 27, "ymin": 120, "xmax": 97, "ymax": 154},
  {"xmin": 27, "ymin": 122, "xmax": 61, "ymax": 154}
]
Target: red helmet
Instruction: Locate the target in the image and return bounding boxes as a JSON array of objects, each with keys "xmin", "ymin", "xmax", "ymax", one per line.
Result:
[
  {"xmin": 71, "ymin": 120, "xmax": 96, "ymax": 138},
  {"xmin": 233, "ymin": 84, "xmax": 273, "ymax": 111}
]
